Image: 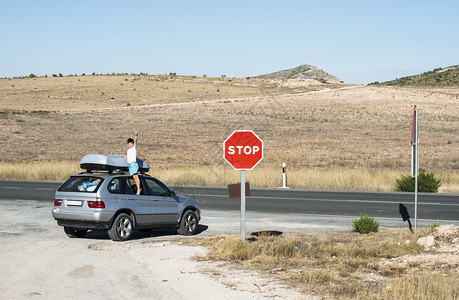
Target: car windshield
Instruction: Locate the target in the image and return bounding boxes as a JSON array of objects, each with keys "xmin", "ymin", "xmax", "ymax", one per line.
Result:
[{"xmin": 58, "ymin": 176, "xmax": 104, "ymax": 193}]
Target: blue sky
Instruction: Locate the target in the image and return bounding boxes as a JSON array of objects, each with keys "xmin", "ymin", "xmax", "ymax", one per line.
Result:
[{"xmin": 1, "ymin": 0, "xmax": 458, "ymax": 84}]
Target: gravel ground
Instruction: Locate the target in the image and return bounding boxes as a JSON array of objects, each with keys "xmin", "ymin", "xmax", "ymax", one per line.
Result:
[{"xmin": 1, "ymin": 199, "xmax": 457, "ymax": 299}]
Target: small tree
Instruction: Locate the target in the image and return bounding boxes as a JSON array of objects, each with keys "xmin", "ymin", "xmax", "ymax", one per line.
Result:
[
  {"xmin": 396, "ymin": 169, "xmax": 441, "ymax": 193},
  {"xmin": 352, "ymin": 214, "xmax": 379, "ymax": 234}
]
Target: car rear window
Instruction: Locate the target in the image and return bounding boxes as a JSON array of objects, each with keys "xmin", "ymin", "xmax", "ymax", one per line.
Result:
[{"xmin": 58, "ymin": 176, "xmax": 104, "ymax": 193}]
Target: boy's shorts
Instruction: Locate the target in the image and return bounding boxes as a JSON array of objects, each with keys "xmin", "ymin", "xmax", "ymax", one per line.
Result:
[{"xmin": 129, "ymin": 162, "xmax": 139, "ymax": 175}]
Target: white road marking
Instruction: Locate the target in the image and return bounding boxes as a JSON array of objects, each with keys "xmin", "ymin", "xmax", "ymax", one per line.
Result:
[
  {"xmin": 3, "ymin": 187, "xmax": 22, "ymax": 189},
  {"xmin": 183, "ymin": 193, "xmax": 459, "ymax": 206}
]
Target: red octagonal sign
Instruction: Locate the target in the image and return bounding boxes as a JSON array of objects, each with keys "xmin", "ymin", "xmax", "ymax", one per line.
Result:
[{"xmin": 223, "ymin": 130, "xmax": 263, "ymax": 170}]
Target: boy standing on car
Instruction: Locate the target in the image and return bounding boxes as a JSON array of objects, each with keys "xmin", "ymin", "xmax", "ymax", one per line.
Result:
[{"xmin": 121, "ymin": 132, "xmax": 141, "ymax": 195}]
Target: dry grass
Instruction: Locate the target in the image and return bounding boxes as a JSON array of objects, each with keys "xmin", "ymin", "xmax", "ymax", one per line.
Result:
[
  {"xmin": 0, "ymin": 161, "xmax": 80, "ymax": 181},
  {"xmin": 1, "ymin": 162, "xmax": 458, "ymax": 192},
  {"xmin": 0, "ymin": 75, "xmax": 331, "ymax": 112},
  {"xmin": 383, "ymin": 270, "xmax": 459, "ymax": 300},
  {"xmin": 187, "ymin": 227, "xmax": 459, "ymax": 299},
  {"xmin": 0, "ymin": 76, "xmax": 458, "ymax": 192}
]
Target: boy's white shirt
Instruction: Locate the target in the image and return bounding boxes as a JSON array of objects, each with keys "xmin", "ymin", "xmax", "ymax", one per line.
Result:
[{"xmin": 127, "ymin": 146, "xmax": 137, "ymax": 164}]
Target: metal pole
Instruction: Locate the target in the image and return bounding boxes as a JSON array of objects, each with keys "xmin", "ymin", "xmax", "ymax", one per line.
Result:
[
  {"xmin": 282, "ymin": 162, "xmax": 287, "ymax": 188},
  {"xmin": 414, "ymin": 135, "xmax": 419, "ymax": 232},
  {"xmin": 240, "ymin": 170, "xmax": 246, "ymax": 240},
  {"xmin": 414, "ymin": 108, "xmax": 419, "ymax": 233}
]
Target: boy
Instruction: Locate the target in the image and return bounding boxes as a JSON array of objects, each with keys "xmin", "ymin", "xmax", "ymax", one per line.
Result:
[{"xmin": 120, "ymin": 132, "xmax": 141, "ymax": 195}]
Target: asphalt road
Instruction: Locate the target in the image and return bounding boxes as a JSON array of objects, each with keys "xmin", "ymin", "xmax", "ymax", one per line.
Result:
[{"xmin": 1, "ymin": 179, "xmax": 458, "ymax": 224}]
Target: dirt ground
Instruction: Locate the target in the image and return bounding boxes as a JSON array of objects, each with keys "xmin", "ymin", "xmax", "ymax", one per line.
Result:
[
  {"xmin": 2, "ymin": 199, "xmax": 457, "ymax": 299},
  {"xmin": 0, "ymin": 200, "xmax": 310, "ymax": 299},
  {"xmin": 1, "ymin": 76, "xmax": 458, "ymax": 172},
  {"xmin": 384, "ymin": 224, "xmax": 459, "ymax": 270}
]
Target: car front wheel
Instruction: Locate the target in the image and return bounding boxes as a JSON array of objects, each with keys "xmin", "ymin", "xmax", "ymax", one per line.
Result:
[
  {"xmin": 64, "ymin": 227, "xmax": 88, "ymax": 238},
  {"xmin": 177, "ymin": 210, "xmax": 199, "ymax": 236},
  {"xmin": 108, "ymin": 213, "xmax": 134, "ymax": 241}
]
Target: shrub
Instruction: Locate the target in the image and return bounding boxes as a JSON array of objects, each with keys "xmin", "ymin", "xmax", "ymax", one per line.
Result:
[
  {"xmin": 352, "ymin": 214, "xmax": 379, "ymax": 234},
  {"xmin": 396, "ymin": 169, "xmax": 441, "ymax": 193},
  {"xmin": 430, "ymin": 222, "xmax": 439, "ymax": 230}
]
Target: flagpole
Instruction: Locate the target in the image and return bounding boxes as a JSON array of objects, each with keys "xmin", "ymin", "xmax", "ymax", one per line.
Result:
[
  {"xmin": 414, "ymin": 141, "xmax": 418, "ymax": 232},
  {"xmin": 412, "ymin": 106, "xmax": 419, "ymax": 233}
]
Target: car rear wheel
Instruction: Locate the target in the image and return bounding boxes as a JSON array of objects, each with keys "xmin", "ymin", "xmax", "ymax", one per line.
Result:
[
  {"xmin": 108, "ymin": 213, "xmax": 133, "ymax": 241},
  {"xmin": 64, "ymin": 227, "xmax": 88, "ymax": 238},
  {"xmin": 177, "ymin": 210, "xmax": 199, "ymax": 236}
]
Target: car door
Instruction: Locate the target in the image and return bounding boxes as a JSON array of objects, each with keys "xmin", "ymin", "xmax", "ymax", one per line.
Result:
[
  {"xmin": 143, "ymin": 177, "xmax": 179, "ymax": 224},
  {"xmin": 119, "ymin": 176, "xmax": 154, "ymax": 225}
]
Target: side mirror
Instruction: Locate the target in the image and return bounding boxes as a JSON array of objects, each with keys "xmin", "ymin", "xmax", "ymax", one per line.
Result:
[{"xmin": 169, "ymin": 191, "xmax": 176, "ymax": 197}]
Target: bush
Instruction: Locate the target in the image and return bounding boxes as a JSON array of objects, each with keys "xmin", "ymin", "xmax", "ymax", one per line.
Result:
[
  {"xmin": 396, "ymin": 169, "xmax": 441, "ymax": 193},
  {"xmin": 352, "ymin": 214, "xmax": 379, "ymax": 234}
]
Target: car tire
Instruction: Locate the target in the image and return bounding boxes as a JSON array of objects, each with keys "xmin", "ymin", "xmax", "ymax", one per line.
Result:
[
  {"xmin": 177, "ymin": 210, "xmax": 199, "ymax": 236},
  {"xmin": 108, "ymin": 213, "xmax": 134, "ymax": 241},
  {"xmin": 64, "ymin": 227, "xmax": 88, "ymax": 238}
]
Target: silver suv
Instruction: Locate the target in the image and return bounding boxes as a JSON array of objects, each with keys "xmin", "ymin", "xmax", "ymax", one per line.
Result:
[{"xmin": 52, "ymin": 172, "xmax": 200, "ymax": 241}]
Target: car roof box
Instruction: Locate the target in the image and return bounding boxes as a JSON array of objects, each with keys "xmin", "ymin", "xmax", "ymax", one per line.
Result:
[{"xmin": 80, "ymin": 154, "xmax": 150, "ymax": 173}]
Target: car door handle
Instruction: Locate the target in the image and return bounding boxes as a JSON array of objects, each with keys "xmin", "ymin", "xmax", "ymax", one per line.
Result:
[{"xmin": 126, "ymin": 197, "xmax": 134, "ymax": 200}]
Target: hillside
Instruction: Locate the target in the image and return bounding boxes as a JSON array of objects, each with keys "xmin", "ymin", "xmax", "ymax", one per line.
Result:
[
  {"xmin": 370, "ymin": 65, "xmax": 459, "ymax": 86},
  {"xmin": 254, "ymin": 64, "xmax": 341, "ymax": 83},
  {"xmin": 0, "ymin": 76, "xmax": 458, "ymax": 192}
]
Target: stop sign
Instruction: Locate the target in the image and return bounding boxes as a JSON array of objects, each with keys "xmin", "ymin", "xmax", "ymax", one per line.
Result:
[{"xmin": 223, "ymin": 130, "xmax": 263, "ymax": 170}]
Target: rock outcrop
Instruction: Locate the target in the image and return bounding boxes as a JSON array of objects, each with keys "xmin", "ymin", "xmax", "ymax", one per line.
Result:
[{"xmin": 254, "ymin": 64, "xmax": 341, "ymax": 83}]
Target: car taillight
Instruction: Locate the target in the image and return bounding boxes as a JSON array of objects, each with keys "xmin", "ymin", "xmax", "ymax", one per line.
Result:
[
  {"xmin": 88, "ymin": 200, "xmax": 105, "ymax": 209},
  {"xmin": 54, "ymin": 199, "xmax": 63, "ymax": 206}
]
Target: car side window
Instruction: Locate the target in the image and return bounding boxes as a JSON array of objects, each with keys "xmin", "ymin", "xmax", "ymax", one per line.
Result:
[
  {"xmin": 126, "ymin": 177, "xmax": 144, "ymax": 195},
  {"xmin": 108, "ymin": 178, "xmax": 122, "ymax": 194},
  {"xmin": 123, "ymin": 177, "xmax": 135, "ymax": 195},
  {"xmin": 144, "ymin": 178, "xmax": 170, "ymax": 197}
]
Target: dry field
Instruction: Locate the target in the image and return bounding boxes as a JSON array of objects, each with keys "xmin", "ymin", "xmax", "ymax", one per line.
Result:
[
  {"xmin": 0, "ymin": 75, "xmax": 458, "ymax": 192},
  {"xmin": 187, "ymin": 225, "xmax": 459, "ymax": 299}
]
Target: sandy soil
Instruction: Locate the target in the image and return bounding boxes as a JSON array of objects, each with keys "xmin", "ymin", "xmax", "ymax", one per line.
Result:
[
  {"xmin": 0, "ymin": 200, "xmax": 310, "ymax": 299},
  {"xmin": 1, "ymin": 79, "xmax": 457, "ymax": 175},
  {"xmin": 1, "ymin": 199, "xmax": 457, "ymax": 299},
  {"xmin": 380, "ymin": 225, "xmax": 459, "ymax": 271}
]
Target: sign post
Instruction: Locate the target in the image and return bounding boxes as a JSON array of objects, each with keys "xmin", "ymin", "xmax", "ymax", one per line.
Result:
[
  {"xmin": 411, "ymin": 106, "xmax": 419, "ymax": 232},
  {"xmin": 240, "ymin": 169, "xmax": 246, "ymax": 240},
  {"xmin": 223, "ymin": 130, "xmax": 263, "ymax": 240}
]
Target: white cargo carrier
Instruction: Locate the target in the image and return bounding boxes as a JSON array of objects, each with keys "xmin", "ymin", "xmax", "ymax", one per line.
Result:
[{"xmin": 80, "ymin": 154, "xmax": 150, "ymax": 173}]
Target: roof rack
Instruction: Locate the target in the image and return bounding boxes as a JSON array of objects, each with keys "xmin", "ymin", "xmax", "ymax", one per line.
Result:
[
  {"xmin": 78, "ymin": 169, "xmax": 149, "ymax": 175},
  {"xmin": 79, "ymin": 154, "xmax": 150, "ymax": 174}
]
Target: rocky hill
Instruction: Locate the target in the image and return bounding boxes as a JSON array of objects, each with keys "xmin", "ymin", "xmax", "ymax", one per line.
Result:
[
  {"xmin": 254, "ymin": 64, "xmax": 341, "ymax": 83},
  {"xmin": 370, "ymin": 65, "xmax": 459, "ymax": 86}
]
